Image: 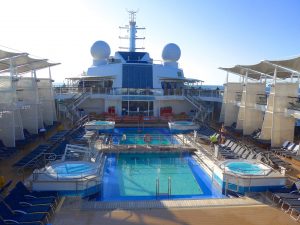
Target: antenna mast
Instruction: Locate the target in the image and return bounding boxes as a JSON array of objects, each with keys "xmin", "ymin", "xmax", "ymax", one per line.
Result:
[{"xmin": 119, "ymin": 10, "xmax": 145, "ymax": 52}]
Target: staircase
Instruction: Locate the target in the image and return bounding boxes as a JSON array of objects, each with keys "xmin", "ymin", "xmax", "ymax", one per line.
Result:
[
  {"xmin": 62, "ymin": 92, "xmax": 90, "ymax": 123},
  {"xmin": 184, "ymin": 93, "xmax": 213, "ymax": 122}
]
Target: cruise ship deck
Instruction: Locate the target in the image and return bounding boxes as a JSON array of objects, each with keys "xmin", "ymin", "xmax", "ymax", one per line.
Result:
[{"xmin": 2, "ymin": 10, "xmax": 300, "ymax": 225}]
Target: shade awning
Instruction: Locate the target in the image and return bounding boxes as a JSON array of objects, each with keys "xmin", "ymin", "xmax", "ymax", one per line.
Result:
[
  {"xmin": 220, "ymin": 61, "xmax": 293, "ymax": 80},
  {"xmin": 0, "ymin": 49, "xmax": 26, "ymax": 60},
  {"xmin": 267, "ymin": 56, "xmax": 300, "ymax": 74},
  {"xmin": 0, "ymin": 48, "xmax": 60, "ymax": 75}
]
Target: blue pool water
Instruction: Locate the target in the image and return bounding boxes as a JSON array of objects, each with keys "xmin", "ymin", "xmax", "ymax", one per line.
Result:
[
  {"xmin": 172, "ymin": 121, "xmax": 194, "ymax": 125},
  {"xmin": 225, "ymin": 162, "xmax": 267, "ymax": 175},
  {"xmin": 93, "ymin": 121, "xmax": 114, "ymax": 125},
  {"xmin": 112, "ymin": 128, "xmax": 179, "ymax": 145},
  {"xmin": 100, "ymin": 152, "xmax": 224, "ymax": 201}
]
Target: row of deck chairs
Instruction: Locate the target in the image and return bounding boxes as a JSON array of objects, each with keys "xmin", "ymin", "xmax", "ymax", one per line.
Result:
[
  {"xmin": 12, "ymin": 131, "xmax": 69, "ymax": 168},
  {"xmin": 47, "ymin": 130, "xmax": 69, "ymax": 144},
  {"xmin": 0, "ymin": 123, "xmax": 59, "ymax": 162},
  {"xmin": 0, "ymin": 129, "xmax": 39, "ymax": 160},
  {"xmin": 69, "ymin": 127, "xmax": 85, "ymax": 143},
  {"xmin": 216, "ymin": 139, "xmax": 290, "ymax": 168},
  {"xmin": 13, "ymin": 127, "xmax": 88, "ymax": 169},
  {"xmin": 271, "ymin": 181, "xmax": 300, "ymax": 221},
  {"xmin": 244, "ymin": 128, "xmax": 271, "ymax": 147},
  {"xmin": 13, "ymin": 145, "xmax": 51, "ymax": 167},
  {"xmin": 0, "ymin": 181, "xmax": 60, "ymax": 225},
  {"xmin": 225, "ymin": 124, "xmax": 271, "ymax": 148},
  {"xmin": 271, "ymin": 141, "xmax": 300, "ymax": 158},
  {"xmin": 216, "ymin": 139, "xmax": 257, "ymax": 160},
  {"xmin": 0, "ymin": 141, "xmax": 19, "ymax": 161},
  {"xmin": 195, "ymin": 125, "xmax": 217, "ymax": 143}
]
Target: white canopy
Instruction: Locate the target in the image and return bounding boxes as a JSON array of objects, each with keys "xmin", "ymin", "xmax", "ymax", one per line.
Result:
[
  {"xmin": 0, "ymin": 49, "xmax": 60, "ymax": 75},
  {"xmin": 219, "ymin": 57, "xmax": 299, "ymax": 80}
]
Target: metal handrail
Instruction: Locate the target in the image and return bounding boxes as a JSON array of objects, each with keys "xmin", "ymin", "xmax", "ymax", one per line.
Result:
[
  {"xmin": 54, "ymin": 86, "xmax": 223, "ymax": 98},
  {"xmin": 155, "ymin": 177, "xmax": 172, "ymax": 199}
]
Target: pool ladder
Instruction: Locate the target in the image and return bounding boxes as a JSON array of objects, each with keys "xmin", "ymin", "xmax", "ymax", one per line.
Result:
[{"xmin": 156, "ymin": 177, "xmax": 172, "ymax": 199}]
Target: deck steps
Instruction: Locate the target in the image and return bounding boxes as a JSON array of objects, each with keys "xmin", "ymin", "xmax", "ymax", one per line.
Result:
[{"xmin": 61, "ymin": 196, "xmax": 264, "ymax": 211}]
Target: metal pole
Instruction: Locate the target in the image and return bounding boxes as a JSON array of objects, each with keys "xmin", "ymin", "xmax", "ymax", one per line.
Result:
[{"xmin": 168, "ymin": 176, "xmax": 171, "ymax": 197}]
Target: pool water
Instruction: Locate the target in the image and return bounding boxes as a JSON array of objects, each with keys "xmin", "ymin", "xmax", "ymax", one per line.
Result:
[
  {"xmin": 101, "ymin": 152, "xmax": 223, "ymax": 201},
  {"xmin": 93, "ymin": 121, "xmax": 114, "ymax": 125},
  {"xmin": 172, "ymin": 121, "xmax": 194, "ymax": 125},
  {"xmin": 113, "ymin": 128, "xmax": 179, "ymax": 145},
  {"xmin": 225, "ymin": 162, "xmax": 267, "ymax": 175}
]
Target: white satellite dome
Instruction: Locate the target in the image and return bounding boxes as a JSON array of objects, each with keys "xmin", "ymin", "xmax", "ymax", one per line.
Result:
[
  {"xmin": 90, "ymin": 41, "xmax": 111, "ymax": 60},
  {"xmin": 162, "ymin": 43, "xmax": 181, "ymax": 62}
]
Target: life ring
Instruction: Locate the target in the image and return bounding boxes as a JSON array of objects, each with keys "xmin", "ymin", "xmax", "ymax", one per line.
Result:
[{"xmin": 144, "ymin": 134, "xmax": 151, "ymax": 143}]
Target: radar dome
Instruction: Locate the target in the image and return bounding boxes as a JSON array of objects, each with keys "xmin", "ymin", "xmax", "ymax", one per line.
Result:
[
  {"xmin": 90, "ymin": 41, "xmax": 111, "ymax": 60},
  {"xmin": 162, "ymin": 43, "xmax": 181, "ymax": 62}
]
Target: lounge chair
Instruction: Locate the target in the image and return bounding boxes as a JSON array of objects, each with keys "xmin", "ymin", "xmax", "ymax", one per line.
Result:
[
  {"xmin": 282, "ymin": 145, "xmax": 300, "ymax": 158},
  {"xmin": 241, "ymin": 150, "xmax": 251, "ymax": 159},
  {"xmin": 0, "ymin": 201, "xmax": 47, "ymax": 225},
  {"xmin": 0, "ymin": 216, "xmax": 42, "ymax": 225},
  {"xmin": 14, "ymin": 182, "xmax": 59, "ymax": 199},
  {"xmin": 290, "ymin": 207, "xmax": 300, "ymax": 221},
  {"xmin": 272, "ymin": 192, "xmax": 300, "ymax": 205},
  {"xmin": 280, "ymin": 199, "xmax": 300, "ymax": 213},
  {"xmin": 6, "ymin": 192, "xmax": 56, "ymax": 209},
  {"xmin": 1, "ymin": 195, "xmax": 53, "ymax": 216},
  {"xmin": 246, "ymin": 152, "xmax": 256, "ymax": 160},
  {"xmin": 276, "ymin": 143, "xmax": 296, "ymax": 156},
  {"xmin": 271, "ymin": 141, "xmax": 291, "ymax": 153}
]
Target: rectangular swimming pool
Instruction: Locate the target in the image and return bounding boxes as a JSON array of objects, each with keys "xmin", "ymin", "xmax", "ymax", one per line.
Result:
[
  {"xmin": 100, "ymin": 152, "xmax": 224, "ymax": 201},
  {"xmin": 112, "ymin": 127, "xmax": 179, "ymax": 145}
]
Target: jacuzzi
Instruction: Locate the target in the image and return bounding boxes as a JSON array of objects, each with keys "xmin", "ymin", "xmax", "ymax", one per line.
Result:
[
  {"xmin": 84, "ymin": 120, "xmax": 115, "ymax": 132},
  {"xmin": 30, "ymin": 161, "xmax": 102, "ymax": 195},
  {"xmin": 45, "ymin": 161, "xmax": 98, "ymax": 179},
  {"xmin": 212, "ymin": 160, "xmax": 286, "ymax": 194},
  {"xmin": 221, "ymin": 161, "xmax": 271, "ymax": 176},
  {"xmin": 168, "ymin": 121, "xmax": 199, "ymax": 133}
]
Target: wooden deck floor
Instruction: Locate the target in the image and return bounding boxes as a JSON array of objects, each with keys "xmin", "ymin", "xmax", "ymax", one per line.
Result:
[{"xmin": 52, "ymin": 205, "xmax": 299, "ymax": 225}]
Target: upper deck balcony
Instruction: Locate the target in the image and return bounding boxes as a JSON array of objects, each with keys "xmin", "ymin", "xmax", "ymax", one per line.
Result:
[{"xmin": 54, "ymin": 86, "xmax": 223, "ymax": 102}]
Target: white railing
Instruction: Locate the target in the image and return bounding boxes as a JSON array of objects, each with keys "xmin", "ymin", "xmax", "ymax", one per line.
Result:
[{"xmin": 54, "ymin": 86, "xmax": 223, "ymax": 99}]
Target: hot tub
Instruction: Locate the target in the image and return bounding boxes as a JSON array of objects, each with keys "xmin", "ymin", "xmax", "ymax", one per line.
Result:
[
  {"xmin": 168, "ymin": 121, "xmax": 199, "ymax": 133},
  {"xmin": 84, "ymin": 120, "xmax": 115, "ymax": 132},
  {"xmin": 212, "ymin": 160, "xmax": 286, "ymax": 194},
  {"xmin": 30, "ymin": 161, "xmax": 102, "ymax": 195},
  {"xmin": 45, "ymin": 161, "xmax": 98, "ymax": 179},
  {"xmin": 222, "ymin": 161, "xmax": 271, "ymax": 176}
]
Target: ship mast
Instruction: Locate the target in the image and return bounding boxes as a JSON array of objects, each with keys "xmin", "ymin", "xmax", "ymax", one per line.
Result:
[{"xmin": 119, "ymin": 10, "xmax": 145, "ymax": 52}]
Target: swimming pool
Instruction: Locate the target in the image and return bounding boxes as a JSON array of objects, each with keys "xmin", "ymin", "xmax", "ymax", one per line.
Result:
[
  {"xmin": 101, "ymin": 152, "xmax": 223, "ymax": 201},
  {"xmin": 112, "ymin": 128, "xmax": 179, "ymax": 145}
]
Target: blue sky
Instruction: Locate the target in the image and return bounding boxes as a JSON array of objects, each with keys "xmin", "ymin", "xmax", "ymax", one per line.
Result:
[{"xmin": 1, "ymin": 0, "xmax": 300, "ymax": 84}]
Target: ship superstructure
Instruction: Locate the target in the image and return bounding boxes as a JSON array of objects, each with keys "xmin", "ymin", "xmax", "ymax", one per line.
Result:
[{"xmin": 56, "ymin": 11, "xmax": 221, "ymax": 122}]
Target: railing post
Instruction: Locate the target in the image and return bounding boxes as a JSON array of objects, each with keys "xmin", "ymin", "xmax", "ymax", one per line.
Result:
[
  {"xmin": 168, "ymin": 176, "xmax": 171, "ymax": 198},
  {"xmin": 156, "ymin": 178, "xmax": 159, "ymax": 199}
]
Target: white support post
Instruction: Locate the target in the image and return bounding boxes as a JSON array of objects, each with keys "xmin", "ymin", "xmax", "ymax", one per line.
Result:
[
  {"xmin": 48, "ymin": 66, "xmax": 52, "ymax": 80},
  {"xmin": 226, "ymin": 72, "xmax": 229, "ymax": 83},
  {"xmin": 273, "ymin": 67, "xmax": 277, "ymax": 85}
]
